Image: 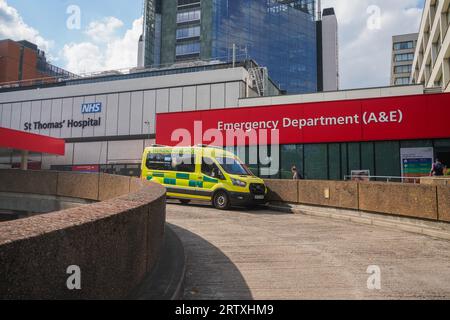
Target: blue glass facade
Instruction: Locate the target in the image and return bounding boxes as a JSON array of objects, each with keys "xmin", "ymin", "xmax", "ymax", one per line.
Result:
[{"xmin": 211, "ymin": 0, "xmax": 317, "ymax": 94}]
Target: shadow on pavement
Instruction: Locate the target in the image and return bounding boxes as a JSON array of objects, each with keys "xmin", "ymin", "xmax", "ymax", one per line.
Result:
[
  {"xmin": 167, "ymin": 200, "xmax": 292, "ymax": 216},
  {"xmin": 168, "ymin": 223, "xmax": 253, "ymax": 300}
]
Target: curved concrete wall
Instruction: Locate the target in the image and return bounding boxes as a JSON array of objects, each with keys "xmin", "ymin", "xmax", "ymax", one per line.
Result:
[
  {"xmin": 0, "ymin": 192, "xmax": 93, "ymax": 216},
  {"xmin": 0, "ymin": 170, "xmax": 166, "ymax": 299},
  {"xmin": 265, "ymin": 179, "xmax": 450, "ymax": 223}
]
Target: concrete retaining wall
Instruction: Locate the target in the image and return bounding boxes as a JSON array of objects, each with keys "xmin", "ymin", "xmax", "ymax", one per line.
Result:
[
  {"xmin": 0, "ymin": 192, "xmax": 92, "ymax": 214},
  {"xmin": 0, "ymin": 169, "xmax": 166, "ymax": 300},
  {"xmin": 358, "ymin": 182, "xmax": 437, "ymax": 220},
  {"xmin": 438, "ymin": 186, "xmax": 450, "ymax": 222},
  {"xmin": 298, "ymin": 180, "xmax": 359, "ymax": 210},
  {"xmin": 264, "ymin": 180, "xmax": 298, "ymax": 203},
  {"xmin": 420, "ymin": 177, "xmax": 450, "ymax": 185},
  {"xmin": 265, "ymin": 179, "xmax": 448, "ymax": 223}
]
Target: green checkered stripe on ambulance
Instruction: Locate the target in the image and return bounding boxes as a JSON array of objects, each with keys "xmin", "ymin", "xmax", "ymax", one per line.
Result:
[{"xmin": 146, "ymin": 172, "xmax": 219, "ymax": 188}]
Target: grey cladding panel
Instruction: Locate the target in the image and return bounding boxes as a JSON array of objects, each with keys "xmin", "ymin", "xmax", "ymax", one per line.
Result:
[
  {"xmin": 71, "ymin": 97, "xmax": 85, "ymax": 138},
  {"xmin": 183, "ymin": 86, "xmax": 196, "ymax": 111},
  {"xmin": 50, "ymin": 99, "xmax": 63, "ymax": 138},
  {"xmin": 196, "ymin": 85, "xmax": 211, "ymax": 110},
  {"xmin": 156, "ymin": 89, "xmax": 169, "ymax": 114},
  {"xmin": 40, "ymin": 100, "xmax": 52, "ymax": 136},
  {"xmin": 211, "ymin": 83, "xmax": 225, "ymax": 109},
  {"xmin": 118, "ymin": 92, "xmax": 131, "ymax": 136},
  {"xmin": 225, "ymin": 82, "xmax": 240, "ymax": 108},
  {"xmin": 10, "ymin": 103, "xmax": 21, "ymax": 130},
  {"xmin": 61, "ymin": 98, "xmax": 73, "ymax": 138},
  {"xmin": 130, "ymin": 91, "xmax": 144, "ymax": 135},
  {"xmin": 169, "ymin": 88, "xmax": 183, "ymax": 112},
  {"xmin": 1, "ymin": 104, "xmax": 11, "ymax": 128},
  {"xmin": 143, "ymin": 90, "xmax": 156, "ymax": 135},
  {"xmin": 20, "ymin": 102, "xmax": 32, "ymax": 132},
  {"xmin": 106, "ymin": 94, "xmax": 119, "ymax": 136},
  {"xmin": 94, "ymin": 95, "xmax": 107, "ymax": 137},
  {"xmin": 30, "ymin": 101, "xmax": 41, "ymax": 134}
]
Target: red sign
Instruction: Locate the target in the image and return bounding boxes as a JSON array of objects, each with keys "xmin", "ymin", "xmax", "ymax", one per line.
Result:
[
  {"xmin": 156, "ymin": 93, "xmax": 450, "ymax": 146},
  {"xmin": 72, "ymin": 165, "xmax": 99, "ymax": 173},
  {"xmin": 0, "ymin": 127, "xmax": 65, "ymax": 155}
]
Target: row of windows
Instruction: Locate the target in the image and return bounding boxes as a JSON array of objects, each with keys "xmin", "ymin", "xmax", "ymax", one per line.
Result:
[
  {"xmin": 146, "ymin": 153, "xmax": 196, "ymax": 172},
  {"xmin": 394, "ymin": 64, "xmax": 412, "ymax": 74},
  {"xmin": 393, "ymin": 41, "xmax": 415, "ymax": 51},
  {"xmin": 233, "ymin": 139, "xmax": 450, "ymax": 180},
  {"xmin": 394, "ymin": 77, "xmax": 410, "ymax": 85},
  {"xmin": 176, "ymin": 26, "xmax": 201, "ymax": 40},
  {"xmin": 177, "ymin": 9, "xmax": 201, "ymax": 24},
  {"xmin": 395, "ymin": 53, "xmax": 414, "ymax": 62},
  {"xmin": 146, "ymin": 153, "xmax": 223, "ymax": 178},
  {"xmin": 176, "ymin": 42, "xmax": 201, "ymax": 56}
]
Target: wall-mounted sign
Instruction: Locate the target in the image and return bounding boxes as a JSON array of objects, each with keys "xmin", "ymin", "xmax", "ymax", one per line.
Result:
[
  {"xmin": 72, "ymin": 165, "xmax": 100, "ymax": 173},
  {"xmin": 24, "ymin": 118, "xmax": 101, "ymax": 131},
  {"xmin": 400, "ymin": 147, "xmax": 434, "ymax": 178},
  {"xmin": 81, "ymin": 102, "xmax": 102, "ymax": 114},
  {"xmin": 156, "ymin": 93, "xmax": 450, "ymax": 146}
]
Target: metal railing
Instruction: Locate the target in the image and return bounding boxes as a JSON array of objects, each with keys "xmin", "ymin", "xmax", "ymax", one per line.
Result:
[
  {"xmin": 343, "ymin": 175, "xmax": 435, "ymax": 184},
  {"xmin": 0, "ymin": 54, "xmax": 253, "ymax": 91}
]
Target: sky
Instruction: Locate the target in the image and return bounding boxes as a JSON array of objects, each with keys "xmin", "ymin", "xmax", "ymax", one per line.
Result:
[{"xmin": 0, "ymin": 0, "xmax": 425, "ymax": 89}]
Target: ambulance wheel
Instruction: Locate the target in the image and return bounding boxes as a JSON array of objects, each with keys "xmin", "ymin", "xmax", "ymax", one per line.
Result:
[
  {"xmin": 213, "ymin": 191, "xmax": 230, "ymax": 210},
  {"xmin": 179, "ymin": 199, "xmax": 191, "ymax": 205}
]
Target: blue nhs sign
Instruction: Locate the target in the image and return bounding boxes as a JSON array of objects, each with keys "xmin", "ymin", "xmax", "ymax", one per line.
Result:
[{"xmin": 81, "ymin": 102, "xmax": 102, "ymax": 114}]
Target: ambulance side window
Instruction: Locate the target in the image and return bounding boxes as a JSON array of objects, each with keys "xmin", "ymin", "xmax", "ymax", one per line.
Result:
[
  {"xmin": 146, "ymin": 153, "xmax": 195, "ymax": 172},
  {"xmin": 201, "ymin": 158, "xmax": 224, "ymax": 180}
]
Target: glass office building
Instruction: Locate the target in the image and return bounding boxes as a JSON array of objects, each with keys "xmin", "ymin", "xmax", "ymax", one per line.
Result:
[
  {"xmin": 144, "ymin": 0, "xmax": 318, "ymax": 94},
  {"xmin": 211, "ymin": 0, "xmax": 317, "ymax": 93}
]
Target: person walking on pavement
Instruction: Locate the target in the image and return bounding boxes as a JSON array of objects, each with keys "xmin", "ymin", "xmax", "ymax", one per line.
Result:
[
  {"xmin": 430, "ymin": 158, "xmax": 445, "ymax": 177},
  {"xmin": 291, "ymin": 166, "xmax": 303, "ymax": 180}
]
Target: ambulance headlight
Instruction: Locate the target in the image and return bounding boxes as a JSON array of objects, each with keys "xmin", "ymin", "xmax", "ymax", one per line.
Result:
[{"xmin": 232, "ymin": 178, "xmax": 247, "ymax": 188}]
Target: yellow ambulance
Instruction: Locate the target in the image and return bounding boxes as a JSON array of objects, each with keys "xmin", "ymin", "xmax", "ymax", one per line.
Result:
[{"xmin": 140, "ymin": 145, "xmax": 267, "ymax": 210}]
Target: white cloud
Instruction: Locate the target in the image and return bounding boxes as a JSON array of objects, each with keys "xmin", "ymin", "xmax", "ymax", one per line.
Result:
[
  {"xmin": 104, "ymin": 18, "xmax": 142, "ymax": 70},
  {"xmin": 0, "ymin": 0, "xmax": 52, "ymax": 51},
  {"xmin": 85, "ymin": 17, "xmax": 124, "ymax": 43},
  {"xmin": 62, "ymin": 17, "xmax": 142, "ymax": 74},
  {"xmin": 322, "ymin": 0, "xmax": 423, "ymax": 89},
  {"xmin": 61, "ymin": 42, "xmax": 103, "ymax": 74}
]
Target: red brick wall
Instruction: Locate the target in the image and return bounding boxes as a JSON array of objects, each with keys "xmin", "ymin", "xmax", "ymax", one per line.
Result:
[
  {"xmin": 21, "ymin": 46, "xmax": 39, "ymax": 80},
  {"xmin": 0, "ymin": 40, "xmax": 41, "ymax": 83},
  {"xmin": 0, "ymin": 41, "xmax": 20, "ymax": 83}
]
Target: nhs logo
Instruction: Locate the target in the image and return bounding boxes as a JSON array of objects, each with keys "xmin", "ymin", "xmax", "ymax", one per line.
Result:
[{"xmin": 81, "ymin": 102, "xmax": 102, "ymax": 114}]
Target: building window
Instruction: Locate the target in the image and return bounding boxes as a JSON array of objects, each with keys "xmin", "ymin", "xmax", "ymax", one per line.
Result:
[
  {"xmin": 393, "ymin": 41, "xmax": 415, "ymax": 51},
  {"xmin": 394, "ymin": 77, "xmax": 410, "ymax": 85},
  {"xmin": 176, "ymin": 42, "xmax": 201, "ymax": 56},
  {"xmin": 177, "ymin": 9, "xmax": 201, "ymax": 23},
  {"xmin": 395, "ymin": 53, "xmax": 414, "ymax": 62},
  {"xmin": 394, "ymin": 65, "xmax": 412, "ymax": 74},
  {"xmin": 176, "ymin": 26, "xmax": 201, "ymax": 40}
]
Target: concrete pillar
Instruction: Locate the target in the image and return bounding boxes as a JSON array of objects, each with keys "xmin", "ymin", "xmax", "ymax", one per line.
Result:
[{"xmin": 20, "ymin": 150, "xmax": 29, "ymax": 171}]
